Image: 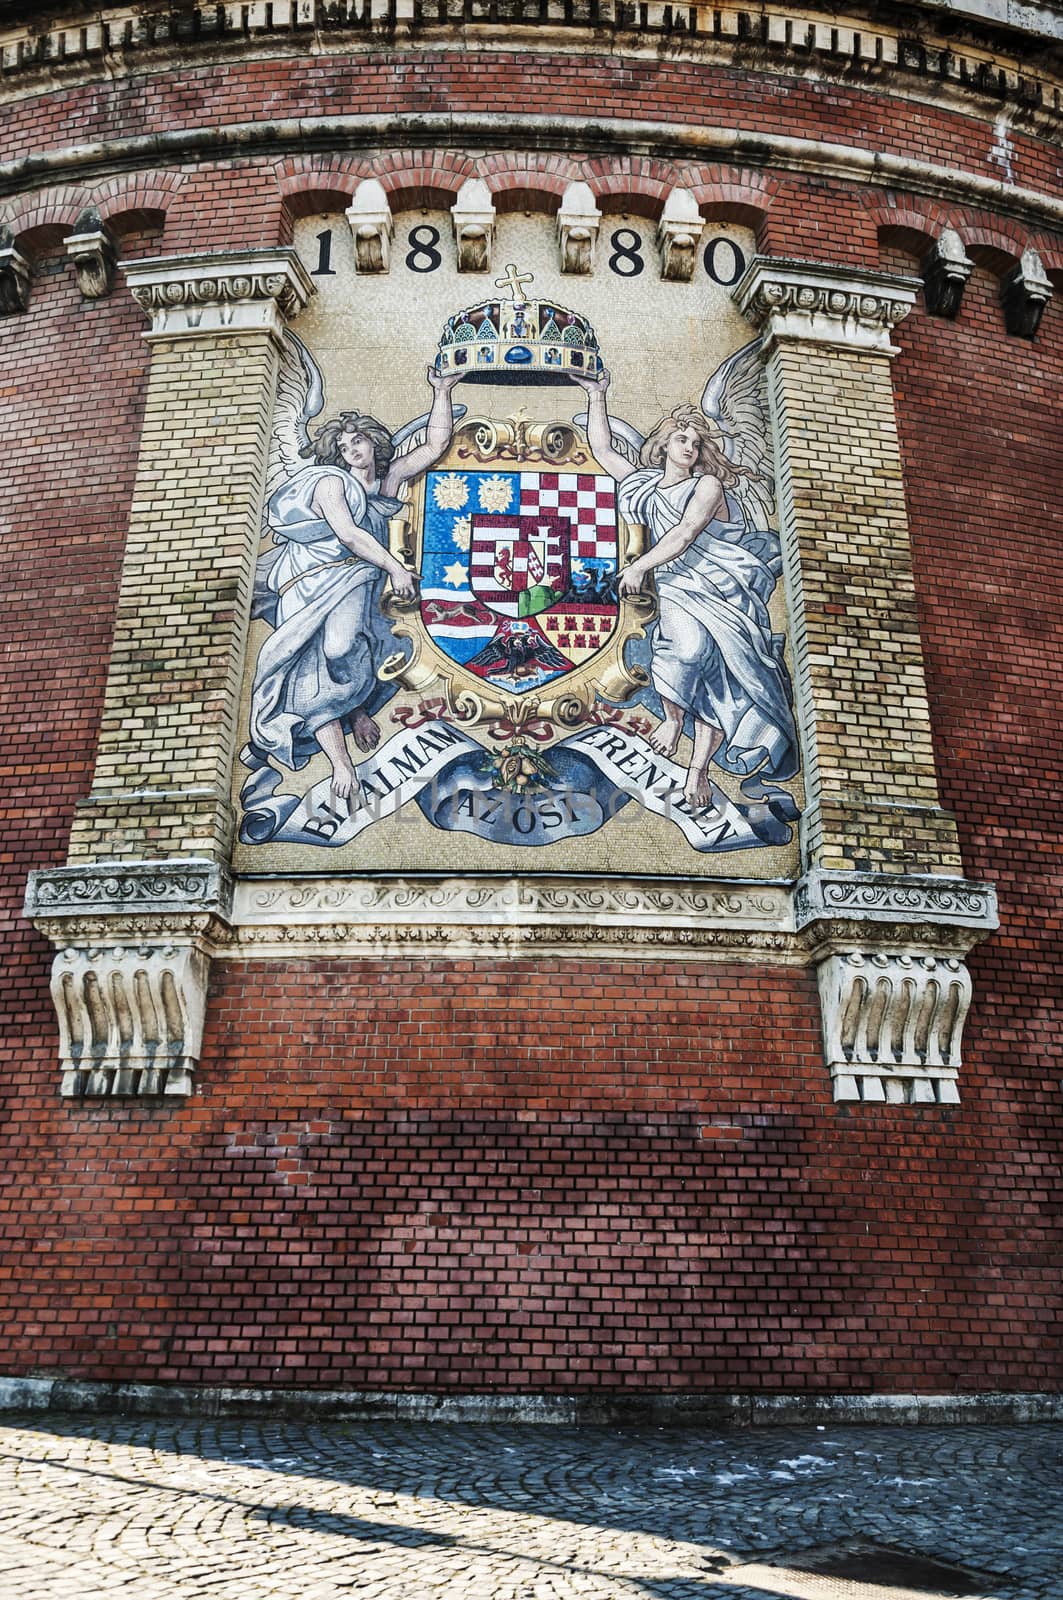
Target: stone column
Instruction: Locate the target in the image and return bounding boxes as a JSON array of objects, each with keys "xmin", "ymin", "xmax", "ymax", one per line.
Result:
[
  {"xmin": 26, "ymin": 250, "xmax": 314, "ymax": 1097},
  {"xmin": 736, "ymin": 258, "xmax": 997, "ymax": 1104}
]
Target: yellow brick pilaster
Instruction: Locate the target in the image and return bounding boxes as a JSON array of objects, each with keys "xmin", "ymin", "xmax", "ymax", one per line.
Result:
[
  {"xmin": 737, "ymin": 257, "xmax": 962, "ymax": 878},
  {"xmin": 66, "ymin": 251, "xmax": 314, "ymax": 865}
]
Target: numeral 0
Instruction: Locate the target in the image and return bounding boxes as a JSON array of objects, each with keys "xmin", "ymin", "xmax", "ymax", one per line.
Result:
[{"xmin": 704, "ymin": 237, "xmax": 746, "ymax": 286}]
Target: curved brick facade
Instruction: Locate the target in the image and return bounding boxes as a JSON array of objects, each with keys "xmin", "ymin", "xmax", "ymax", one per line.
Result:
[{"xmin": 1, "ymin": 1, "xmax": 1060, "ymax": 1399}]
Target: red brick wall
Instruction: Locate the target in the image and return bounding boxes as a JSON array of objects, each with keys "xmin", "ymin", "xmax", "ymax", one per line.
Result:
[{"xmin": 0, "ymin": 46, "xmax": 1060, "ymax": 1395}]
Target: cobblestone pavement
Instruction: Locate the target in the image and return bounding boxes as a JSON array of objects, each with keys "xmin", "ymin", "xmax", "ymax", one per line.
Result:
[{"xmin": 0, "ymin": 1414, "xmax": 1059, "ymax": 1600}]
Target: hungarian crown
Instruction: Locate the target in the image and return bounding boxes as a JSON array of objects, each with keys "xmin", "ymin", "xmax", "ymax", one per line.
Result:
[{"xmin": 434, "ymin": 263, "xmax": 602, "ymax": 387}]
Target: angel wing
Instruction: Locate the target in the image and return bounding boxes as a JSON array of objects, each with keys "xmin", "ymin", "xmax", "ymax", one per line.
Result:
[
  {"xmin": 263, "ymin": 331, "xmax": 325, "ymax": 505},
  {"xmin": 700, "ymin": 336, "xmax": 775, "ymax": 529}
]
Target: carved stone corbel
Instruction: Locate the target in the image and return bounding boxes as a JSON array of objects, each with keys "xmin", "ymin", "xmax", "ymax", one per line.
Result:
[
  {"xmin": 556, "ymin": 181, "xmax": 601, "ymax": 276},
  {"xmin": 25, "ymin": 861, "xmax": 232, "ymax": 1098},
  {"xmin": 0, "ymin": 225, "xmax": 31, "ymax": 314},
  {"xmin": 656, "ymin": 187, "xmax": 704, "ymax": 282},
  {"xmin": 65, "ymin": 206, "xmax": 117, "ymax": 299},
  {"xmin": 796, "ymin": 870, "xmax": 997, "ymax": 1104},
  {"xmin": 920, "ymin": 227, "xmax": 973, "ymax": 319},
  {"xmin": 451, "ymin": 178, "xmax": 495, "ymax": 273},
  {"xmin": 1001, "ymin": 247, "xmax": 1052, "ymax": 338},
  {"xmin": 345, "ymin": 177, "xmax": 393, "ymax": 274}
]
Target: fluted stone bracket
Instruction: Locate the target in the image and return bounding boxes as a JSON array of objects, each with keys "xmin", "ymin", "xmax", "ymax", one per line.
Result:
[
  {"xmin": 346, "ymin": 177, "xmax": 393, "ymax": 273},
  {"xmin": 797, "ymin": 870, "xmax": 998, "ymax": 1104},
  {"xmin": 65, "ymin": 208, "xmax": 117, "ymax": 300},
  {"xmin": 0, "ymin": 227, "xmax": 30, "ymax": 315},
  {"xmin": 451, "ymin": 178, "xmax": 496, "ymax": 273},
  {"xmin": 122, "ymin": 249, "xmax": 315, "ymax": 342},
  {"xmin": 736, "ymin": 256, "xmax": 920, "ymax": 354},
  {"xmin": 920, "ymin": 227, "xmax": 973, "ymax": 319},
  {"xmin": 1001, "ymin": 247, "xmax": 1052, "ymax": 338},
  {"xmin": 556, "ymin": 182, "xmax": 601, "ymax": 276},
  {"xmin": 25, "ymin": 861, "xmax": 232, "ymax": 1098}
]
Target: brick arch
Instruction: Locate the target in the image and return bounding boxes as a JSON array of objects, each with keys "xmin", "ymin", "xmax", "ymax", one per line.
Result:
[
  {"xmin": 863, "ymin": 192, "xmax": 953, "ymax": 239},
  {"xmin": 1029, "ymin": 231, "xmax": 1063, "ymax": 282},
  {"xmin": 679, "ymin": 165, "xmax": 778, "ymax": 236},
  {"xmin": 274, "ymin": 155, "xmax": 372, "ymax": 221},
  {"xmin": 94, "ymin": 173, "xmax": 184, "ymax": 230},
  {"xmin": 369, "ymin": 150, "xmax": 478, "ymax": 209},
  {"xmin": 584, "ymin": 156, "xmax": 680, "ymax": 219},
  {"xmin": 954, "ymin": 212, "xmax": 1026, "ymax": 276},
  {"xmin": 480, "ymin": 153, "xmax": 575, "ymax": 213},
  {"xmin": 0, "ymin": 185, "xmax": 92, "ymax": 243}
]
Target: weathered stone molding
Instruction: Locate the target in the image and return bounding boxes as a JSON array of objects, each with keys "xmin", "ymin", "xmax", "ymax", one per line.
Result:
[
  {"xmin": 794, "ymin": 868, "xmax": 998, "ymax": 931},
  {"xmin": 0, "ymin": 224, "xmax": 29, "ymax": 313},
  {"xmin": 24, "ymin": 866, "xmax": 999, "ymax": 1098},
  {"xmin": 656, "ymin": 187, "xmax": 705, "ymax": 282},
  {"xmin": 736, "ymin": 257, "xmax": 920, "ymax": 354},
  {"xmin": 122, "ymin": 249, "xmax": 315, "ymax": 341},
  {"xmin": 3, "ymin": 116, "xmax": 1062, "ymax": 236},
  {"xmin": 920, "ymin": 227, "xmax": 974, "ymax": 319},
  {"xmin": 1000, "ymin": 245, "xmax": 1053, "ymax": 336},
  {"xmin": 451, "ymin": 177, "xmax": 496, "ymax": 274},
  {"xmin": 1, "ymin": 2, "xmax": 1059, "ymax": 130},
  {"xmin": 48, "ymin": 942, "xmax": 210, "ymax": 1099},
  {"xmin": 64, "ymin": 206, "xmax": 116, "ymax": 299},
  {"xmin": 346, "ymin": 176, "xmax": 393, "ymax": 274},
  {"xmin": 26, "ymin": 861, "xmax": 233, "ymax": 1099},
  {"xmin": 556, "ymin": 181, "xmax": 601, "ymax": 275},
  {"xmin": 817, "ymin": 949, "xmax": 972, "ymax": 1104},
  {"xmin": 26, "ymin": 859, "xmax": 233, "ymax": 918}
]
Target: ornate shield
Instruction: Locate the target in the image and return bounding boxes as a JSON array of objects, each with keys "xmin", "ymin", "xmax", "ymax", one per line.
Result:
[{"xmin": 382, "ymin": 416, "xmax": 654, "ymax": 723}]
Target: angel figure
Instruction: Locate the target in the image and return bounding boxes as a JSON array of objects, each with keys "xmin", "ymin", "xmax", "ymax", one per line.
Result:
[
  {"xmin": 572, "ymin": 340, "xmax": 799, "ymax": 812},
  {"xmin": 247, "ymin": 334, "xmax": 465, "ymax": 806}
]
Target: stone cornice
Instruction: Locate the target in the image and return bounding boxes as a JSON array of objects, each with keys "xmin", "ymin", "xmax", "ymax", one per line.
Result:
[
  {"xmin": 121, "ymin": 249, "xmax": 316, "ymax": 341},
  {"xmin": 794, "ymin": 868, "xmax": 999, "ymax": 930},
  {"xmin": 0, "ymin": 2, "xmax": 1060, "ymax": 121},
  {"xmin": 2, "ymin": 114, "xmax": 1060, "ymax": 236},
  {"xmin": 736, "ymin": 257, "xmax": 922, "ymax": 354}
]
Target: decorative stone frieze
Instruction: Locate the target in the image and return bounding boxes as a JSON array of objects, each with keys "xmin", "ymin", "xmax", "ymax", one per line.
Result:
[
  {"xmin": 0, "ymin": 225, "xmax": 30, "ymax": 314},
  {"xmin": 346, "ymin": 177, "xmax": 393, "ymax": 274},
  {"xmin": 794, "ymin": 869, "xmax": 997, "ymax": 932},
  {"xmin": 1000, "ymin": 246, "xmax": 1052, "ymax": 338},
  {"xmin": 556, "ymin": 182, "xmax": 601, "ymax": 276},
  {"xmin": 920, "ymin": 227, "xmax": 973, "ymax": 319},
  {"xmin": 736, "ymin": 257, "xmax": 919, "ymax": 354},
  {"xmin": 451, "ymin": 178, "xmax": 496, "ymax": 274},
  {"xmin": 656, "ymin": 188, "xmax": 705, "ymax": 282},
  {"xmin": 123, "ymin": 249, "xmax": 315, "ymax": 342},
  {"xmin": 65, "ymin": 207, "xmax": 117, "ymax": 299}
]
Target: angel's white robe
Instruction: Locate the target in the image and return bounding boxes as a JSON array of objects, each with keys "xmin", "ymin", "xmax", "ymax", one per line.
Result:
[
  {"xmin": 618, "ymin": 468, "xmax": 799, "ymax": 782},
  {"xmin": 248, "ymin": 465, "xmax": 401, "ymax": 771}
]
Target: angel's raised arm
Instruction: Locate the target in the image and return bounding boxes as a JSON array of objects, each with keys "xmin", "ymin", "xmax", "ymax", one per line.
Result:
[
  {"xmin": 570, "ymin": 369, "xmax": 636, "ymax": 485},
  {"xmin": 383, "ymin": 368, "xmax": 465, "ymax": 494}
]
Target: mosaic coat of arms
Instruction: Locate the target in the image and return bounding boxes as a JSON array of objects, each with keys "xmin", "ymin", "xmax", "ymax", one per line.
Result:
[{"xmin": 237, "ymin": 261, "xmax": 801, "ymax": 866}]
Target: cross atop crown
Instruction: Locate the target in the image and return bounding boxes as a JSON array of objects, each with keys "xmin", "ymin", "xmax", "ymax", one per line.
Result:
[{"xmin": 494, "ymin": 263, "xmax": 535, "ymax": 300}]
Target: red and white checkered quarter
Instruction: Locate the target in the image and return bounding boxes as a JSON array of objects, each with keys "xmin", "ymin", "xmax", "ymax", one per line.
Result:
[{"xmin": 519, "ymin": 471, "xmax": 617, "ymax": 562}]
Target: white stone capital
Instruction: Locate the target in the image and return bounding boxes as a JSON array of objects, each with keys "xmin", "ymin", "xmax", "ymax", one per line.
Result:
[
  {"xmin": 122, "ymin": 248, "xmax": 316, "ymax": 342},
  {"xmin": 735, "ymin": 256, "xmax": 920, "ymax": 354}
]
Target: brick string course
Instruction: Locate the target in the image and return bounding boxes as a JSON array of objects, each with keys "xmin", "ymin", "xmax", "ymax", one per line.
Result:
[{"xmin": 0, "ymin": 49, "xmax": 1060, "ymax": 1394}]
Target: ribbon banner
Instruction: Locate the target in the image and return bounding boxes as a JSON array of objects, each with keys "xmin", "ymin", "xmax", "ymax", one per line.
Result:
[{"xmin": 239, "ymin": 721, "xmax": 797, "ymax": 852}]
